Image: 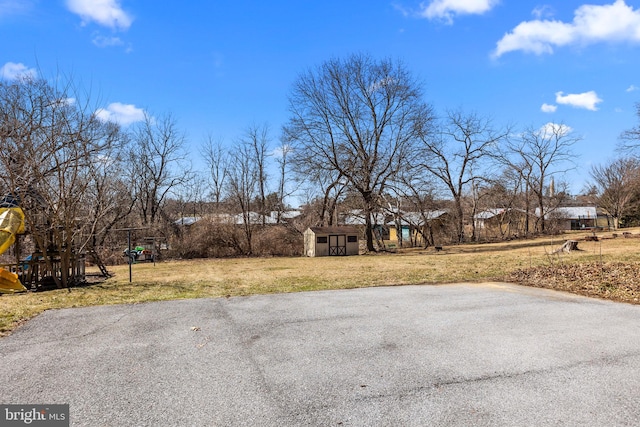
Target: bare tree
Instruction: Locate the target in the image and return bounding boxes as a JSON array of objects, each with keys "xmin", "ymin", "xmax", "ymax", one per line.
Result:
[
  {"xmin": 483, "ymin": 169, "xmax": 529, "ymax": 238},
  {"xmin": 419, "ymin": 110, "xmax": 507, "ymax": 242},
  {"xmin": 380, "ymin": 162, "xmax": 439, "ymax": 248},
  {"xmin": 284, "ymin": 53, "xmax": 433, "ymax": 251},
  {"xmin": 499, "ymin": 156, "xmax": 535, "ymax": 237},
  {"xmin": 200, "ymin": 134, "xmax": 228, "ymax": 210},
  {"xmin": 172, "ymin": 172, "xmax": 207, "ymax": 221},
  {"xmin": 129, "ymin": 112, "xmax": 192, "ymax": 226},
  {"xmin": 274, "ymin": 138, "xmax": 296, "ymax": 223},
  {"xmin": 84, "ymin": 144, "xmax": 136, "ymax": 250},
  {"xmin": 505, "ymin": 123, "xmax": 578, "ymax": 233},
  {"xmin": 294, "ymin": 162, "xmax": 347, "ymax": 227},
  {"xmin": 467, "ymin": 176, "xmax": 488, "ymax": 242},
  {"xmin": 226, "ymin": 142, "xmax": 258, "ymax": 255},
  {"xmin": 589, "ymin": 157, "xmax": 640, "ymax": 229},
  {"xmin": 0, "ymin": 74, "xmax": 127, "ymax": 287},
  {"xmin": 620, "ymin": 103, "xmax": 640, "ymax": 151},
  {"xmin": 241, "ymin": 124, "xmax": 270, "ymax": 223}
]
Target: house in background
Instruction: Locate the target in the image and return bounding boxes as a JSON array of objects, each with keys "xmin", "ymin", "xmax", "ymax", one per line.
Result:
[
  {"xmin": 538, "ymin": 206, "xmax": 611, "ymax": 230},
  {"xmin": 387, "ymin": 210, "xmax": 450, "ymax": 247},
  {"xmin": 174, "ymin": 216, "xmax": 202, "ymax": 227},
  {"xmin": 340, "ymin": 210, "xmax": 390, "ymax": 240},
  {"xmin": 304, "ymin": 227, "xmax": 360, "ymax": 257},
  {"xmin": 473, "ymin": 208, "xmax": 532, "ymax": 240}
]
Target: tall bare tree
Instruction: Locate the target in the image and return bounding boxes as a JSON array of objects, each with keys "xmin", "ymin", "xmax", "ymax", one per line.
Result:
[
  {"xmin": 226, "ymin": 142, "xmax": 258, "ymax": 255},
  {"xmin": 273, "ymin": 138, "xmax": 295, "ymax": 223},
  {"xmin": 241, "ymin": 123, "xmax": 270, "ymax": 223},
  {"xmin": 129, "ymin": 112, "xmax": 191, "ymax": 226},
  {"xmin": 200, "ymin": 134, "xmax": 229, "ymax": 210},
  {"xmin": 419, "ymin": 110, "xmax": 507, "ymax": 242},
  {"xmin": 505, "ymin": 123, "xmax": 578, "ymax": 233},
  {"xmin": 498, "ymin": 155, "xmax": 535, "ymax": 237},
  {"xmin": 84, "ymin": 143, "xmax": 136, "ymax": 250},
  {"xmin": 589, "ymin": 157, "xmax": 640, "ymax": 229},
  {"xmin": 284, "ymin": 53, "xmax": 433, "ymax": 251}
]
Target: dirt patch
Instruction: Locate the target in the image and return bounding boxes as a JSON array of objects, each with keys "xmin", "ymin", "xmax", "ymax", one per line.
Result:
[{"xmin": 506, "ymin": 262, "xmax": 640, "ymax": 304}]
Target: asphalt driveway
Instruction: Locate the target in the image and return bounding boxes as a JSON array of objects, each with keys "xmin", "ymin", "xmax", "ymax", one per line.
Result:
[{"xmin": 1, "ymin": 283, "xmax": 639, "ymax": 426}]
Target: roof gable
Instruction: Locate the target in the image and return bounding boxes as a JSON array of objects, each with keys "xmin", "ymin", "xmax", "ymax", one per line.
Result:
[{"xmin": 307, "ymin": 226, "xmax": 360, "ymax": 235}]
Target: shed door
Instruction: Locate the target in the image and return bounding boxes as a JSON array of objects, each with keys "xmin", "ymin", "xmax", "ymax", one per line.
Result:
[{"xmin": 329, "ymin": 235, "xmax": 346, "ymax": 256}]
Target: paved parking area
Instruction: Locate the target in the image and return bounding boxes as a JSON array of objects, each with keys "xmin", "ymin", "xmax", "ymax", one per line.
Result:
[{"xmin": 1, "ymin": 283, "xmax": 640, "ymax": 426}]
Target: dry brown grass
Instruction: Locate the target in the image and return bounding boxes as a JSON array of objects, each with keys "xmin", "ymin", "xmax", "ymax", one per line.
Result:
[{"xmin": 2, "ymin": 228, "xmax": 640, "ymax": 336}]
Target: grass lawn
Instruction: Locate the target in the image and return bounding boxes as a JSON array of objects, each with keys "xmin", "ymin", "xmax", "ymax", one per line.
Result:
[{"xmin": 2, "ymin": 229, "xmax": 640, "ymax": 336}]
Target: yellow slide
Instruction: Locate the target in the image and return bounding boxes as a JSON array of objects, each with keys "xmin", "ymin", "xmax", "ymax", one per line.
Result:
[{"xmin": 0, "ymin": 207, "xmax": 27, "ymax": 293}]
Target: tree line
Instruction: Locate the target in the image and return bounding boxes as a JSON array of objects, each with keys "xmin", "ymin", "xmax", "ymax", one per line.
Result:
[{"xmin": 2, "ymin": 54, "xmax": 640, "ymax": 277}]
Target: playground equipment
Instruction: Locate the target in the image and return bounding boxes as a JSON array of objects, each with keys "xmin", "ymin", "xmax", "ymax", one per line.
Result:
[
  {"xmin": 0, "ymin": 207, "xmax": 27, "ymax": 293},
  {"xmin": 123, "ymin": 246, "xmax": 155, "ymax": 263},
  {"xmin": 0, "ymin": 191, "xmax": 103, "ymax": 291}
]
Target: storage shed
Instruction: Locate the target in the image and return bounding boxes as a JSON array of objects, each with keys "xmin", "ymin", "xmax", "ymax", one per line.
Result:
[{"xmin": 304, "ymin": 227, "xmax": 360, "ymax": 257}]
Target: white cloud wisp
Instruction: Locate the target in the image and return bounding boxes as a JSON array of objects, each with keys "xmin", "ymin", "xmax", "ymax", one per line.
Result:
[
  {"xmin": 66, "ymin": 0, "xmax": 133, "ymax": 30},
  {"xmin": 0, "ymin": 0, "xmax": 33, "ymax": 17},
  {"xmin": 493, "ymin": 0, "xmax": 640, "ymax": 58},
  {"xmin": 92, "ymin": 35, "xmax": 124, "ymax": 48},
  {"xmin": 555, "ymin": 91, "xmax": 602, "ymax": 111},
  {"xmin": 95, "ymin": 102, "xmax": 145, "ymax": 125},
  {"xmin": 541, "ymin": 103, "xmax": 557, "ymax": 113},
  {"xmin": 538, "ymin": 122, "xmax": 573, "ymax": 138},
  {"xmin": 0, "ymin": 62, "xmax": 37, "ymax": 80},
  {"xmin": 420, "ymin": 0, "xmax": 499, "ymax": 23}
]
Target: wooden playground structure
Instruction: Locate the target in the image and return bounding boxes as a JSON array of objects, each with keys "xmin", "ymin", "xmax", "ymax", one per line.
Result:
[{"xmin": 0, "ymin": 204, "xmax": 110, "ymax": 292}]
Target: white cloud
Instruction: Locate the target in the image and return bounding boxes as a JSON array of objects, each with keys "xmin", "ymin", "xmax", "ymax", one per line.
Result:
[
  {"xmin": 493, "ymin": 0, "xmax": 640, "ymax": 58},
  {"xmin": 66, "ymin": 0, "xmax": 133, "ymax": 30},
  {"xmin": 626, "ymin": 84, "xmax": 639, "ymax": 92},
  {"xmin": 95, "ymin": 102, "xmax": 145, "ymax": 125},
  {"xmin": 420, "ymin": 0, "xmax": 499, "ymax": 23},
  {"xmin": 531, "ymin": 5, "xmax": 554, "ymax": 20},
  {"xmin": 392, "ymin": 3, "xmax": 411, "ymax": 18},
  {"xmin": 541, "ymin": 103, "xmax": 557, "ymax": 113},
  {"xmin": 538, "ymin": 122, "xmax": 573, "ymax": 138},
  {"xmin": 555, "ymin": 91, "xmax": 602, "ymax": 111},
  {"xmin": 0, "ymin": 62, "xmax": 37, "ymax": 80},
  {"xmin": 92, "ymin": 34, "xmax": 124, "ymax": 48}
]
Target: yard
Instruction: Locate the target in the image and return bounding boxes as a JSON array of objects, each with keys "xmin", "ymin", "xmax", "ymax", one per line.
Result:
[{"xmin": 1, "ymin": 228, "xmax": 640, "ymax": 336}]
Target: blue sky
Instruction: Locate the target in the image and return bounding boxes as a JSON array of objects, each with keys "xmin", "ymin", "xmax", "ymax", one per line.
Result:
[{"xmin": 2, "ymin": 0, "xmax": 640, "ymax": 194}]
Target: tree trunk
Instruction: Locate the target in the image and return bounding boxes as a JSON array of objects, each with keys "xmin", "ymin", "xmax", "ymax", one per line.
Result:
[
  {"xmin": 454, "ymin": 196, "xmax": 465, "ymax": 243},
  {"xmin": 365, "ymin": 211, "xmax": 375, "ymax": 252},
  {"xmin": 553, "ymin": 240, "xmax": 579, "ymax": 253}
]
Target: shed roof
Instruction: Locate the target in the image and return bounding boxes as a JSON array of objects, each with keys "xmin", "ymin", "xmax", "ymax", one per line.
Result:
[
  {"xmin": 174, "ymin": 216, "xmax": 202, "ymax": 226},
  {"xmin": 307, "ymin": 226, "xmax": 360, "ymax": 235},
  {"xmin": 341, "ymin": 212, "xmax": 387, "ymax": 225},
  {"xmin": 220, "ymin": 212, "xmax": 278, "ymax": 225},
  {"xmin": 385, "ymin": 210, "xmax": 449, "ymax": 226},
  {"xmin": 474, "ymin": 208, "xmax": 506, "ymax": 220}
]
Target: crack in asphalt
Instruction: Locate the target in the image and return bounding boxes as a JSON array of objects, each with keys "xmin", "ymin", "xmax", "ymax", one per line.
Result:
[
  {"xmin": 353, "ymin": 350, "xmax": 640, "ymax": 403},
  {"xmin": 213, "ymin": 299, "xmax": 290, "ymax": 420}
]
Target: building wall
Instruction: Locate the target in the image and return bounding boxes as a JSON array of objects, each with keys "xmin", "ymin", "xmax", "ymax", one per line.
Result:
[
  {"xmin": 303, "ymin": 229, "xmax": 316, "ymax": 257},
  {"xmin": 304, "ymin": 228, "xmax": 360, "ymax": 257}
]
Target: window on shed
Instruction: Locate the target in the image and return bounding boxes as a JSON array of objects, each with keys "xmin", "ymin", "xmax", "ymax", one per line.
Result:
[
  {"xmin": 347, "ymin": 235, "xmax": 358, "ymax": 243},
  {"xmin": 317, "ymin": 236, "xmax": 328, "ymax": 244}
]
